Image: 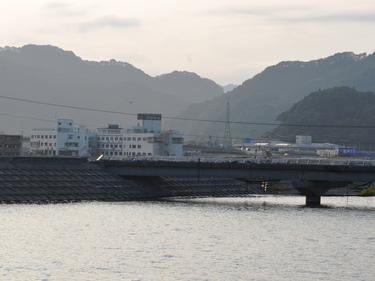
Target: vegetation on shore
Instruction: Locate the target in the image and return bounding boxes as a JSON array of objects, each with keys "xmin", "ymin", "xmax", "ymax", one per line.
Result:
[{"xmin": 358, "ymin": 185, "xmax": 375, "ymax": 196}]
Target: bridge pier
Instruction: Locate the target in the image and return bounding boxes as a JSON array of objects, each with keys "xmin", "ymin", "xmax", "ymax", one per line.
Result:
[
  {"xmin": 305, "ymin": 195, "xmax": 321, "ymax": 206},
  {"xmin": 292, "ymin": 180, "xmax": 333, "ymax": 206}
]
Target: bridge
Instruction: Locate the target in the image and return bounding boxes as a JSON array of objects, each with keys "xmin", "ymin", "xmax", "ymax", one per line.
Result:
[{"xmin": 100, "ymin": 157, "xmax": 375, "ymax": 205}]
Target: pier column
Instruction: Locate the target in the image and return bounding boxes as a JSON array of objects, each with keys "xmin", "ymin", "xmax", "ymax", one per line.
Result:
[
  {"xmin": 292, "ymin": 180, "xmax": 332, "ymax": 206},
  {"xmin": 305, "ymin": 195, "xmax": 321, "ymax": 206}
]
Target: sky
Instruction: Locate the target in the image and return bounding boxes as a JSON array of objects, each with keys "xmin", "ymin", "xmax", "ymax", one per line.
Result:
[{"xmin": 1, "ymin": 0, "xmax": 375, "ymax": 85}]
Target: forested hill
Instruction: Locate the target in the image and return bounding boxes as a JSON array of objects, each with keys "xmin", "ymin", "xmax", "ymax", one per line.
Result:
[
  {"xmin": 0, "ymin": 45, "xmax": 223, "ymax": 134},
  {"xmin": 164, "ymin": 52, "xmax": 375, "ymax": 140},
  {"xmin": 262, "ymin": 87, "xmax": 375, "ymax": 148}
]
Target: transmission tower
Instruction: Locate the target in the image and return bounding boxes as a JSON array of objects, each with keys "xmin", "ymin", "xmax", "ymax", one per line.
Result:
[{"xmin": 223, "ymin": 97, "xmax": 231, "ymax": 147}]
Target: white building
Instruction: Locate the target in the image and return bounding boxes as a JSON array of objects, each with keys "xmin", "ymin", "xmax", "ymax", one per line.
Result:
[
  {"xmin": 30, "ymin": 119, "xmax": 95, "ymax": 157},
  {"xmin": 96, "ymin": 114, "xmax": 184, "ymax": 158}
]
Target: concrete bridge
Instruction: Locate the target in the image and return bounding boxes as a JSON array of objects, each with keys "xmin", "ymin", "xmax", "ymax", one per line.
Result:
[
  {"xmin": 101, "ymin": 157, "xmax": 375, "ymax": 205},
  {"xmin": 1, "ymin": 156, "xmax": 373, "ymax": 205}
]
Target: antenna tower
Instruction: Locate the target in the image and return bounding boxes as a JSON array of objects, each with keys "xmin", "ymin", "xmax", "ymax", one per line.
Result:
[{"xmin": 223, "ymin": 97, "xmax": 231, "ymax": 147}]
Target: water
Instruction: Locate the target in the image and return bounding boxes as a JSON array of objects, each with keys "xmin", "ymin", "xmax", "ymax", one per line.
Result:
[{"xmin": 1, "ymin": 195, "xmax": 374, "ymax": 280}]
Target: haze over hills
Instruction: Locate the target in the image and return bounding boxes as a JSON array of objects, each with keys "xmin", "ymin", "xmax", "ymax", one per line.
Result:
[
  {"xmin": 165, "ymin": 52, "xmax": 375, "ymax": 141},
  {"xmin": 0, "ymin": 44, "xmax": 223, "ymax": 134},
  {"xmin": 262, "ymin": 86, "xmax": 375, "ymax": 148}
]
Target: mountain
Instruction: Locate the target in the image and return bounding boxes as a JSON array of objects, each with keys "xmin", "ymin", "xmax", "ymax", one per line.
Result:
[
  {"xmin": 164, "ymin": 52, "xmax": 375, "ymax": 141},
  {"xmin": 262, "ymin": 87, "xmax": 375, "ymax": 149},
  {"xmin": 222, "ymin": 84, "xmax": 237, "ymax": 93},
  {"xmin": 0, "ymin": 45, "xmax": 223, "ymax": 134}
]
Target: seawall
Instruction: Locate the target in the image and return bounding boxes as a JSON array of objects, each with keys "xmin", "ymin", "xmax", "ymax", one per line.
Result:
[{"xmin": 0, "ymin": 157, "xmax": 261, "ymax": 203}]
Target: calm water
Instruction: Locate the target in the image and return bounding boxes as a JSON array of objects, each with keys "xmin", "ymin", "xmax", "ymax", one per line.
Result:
[{"xmin": 1, "ymin": 195, "xmax": 374, "ymax": 281}]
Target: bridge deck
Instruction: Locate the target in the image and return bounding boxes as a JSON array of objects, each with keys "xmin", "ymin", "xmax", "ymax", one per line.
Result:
[{"xmin": 101, "ymin": 157, "xmax": 375, "ymax": 182}]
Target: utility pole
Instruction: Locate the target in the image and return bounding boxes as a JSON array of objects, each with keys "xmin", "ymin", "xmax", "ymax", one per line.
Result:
[{"xmin": 223, "ymin": 97, "xmax": 231, "ymax": 148}]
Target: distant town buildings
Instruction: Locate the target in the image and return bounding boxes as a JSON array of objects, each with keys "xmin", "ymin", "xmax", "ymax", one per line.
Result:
[
  {"xmin": 26, "ymin": 113, "xmax": 184, "ymax": 158},
  {"xmin": 30, "ymin": 119, "xmax": 95, "ymax": 157}
]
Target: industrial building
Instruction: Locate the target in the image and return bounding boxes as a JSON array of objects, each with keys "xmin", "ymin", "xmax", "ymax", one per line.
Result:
[
  {"xmin": 241, "ymin": 135, "xmax": 341, "ymax": 156},
  {"xmin": 96, "ymin": 113, "xmax": 184, "ymax": 158},
  {"xmin": 30, "ymin": 119, "xmax": 95, "ymax": 157}
]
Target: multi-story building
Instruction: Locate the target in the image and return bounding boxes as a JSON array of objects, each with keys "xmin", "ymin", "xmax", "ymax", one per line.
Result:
[
  {"xmin": 30, "ymin": 127, "xmax": 57, "ymax": 156},
  {"xmin": 30, "ymin": 119, "xmax": 95, "ymax": 157},
  {"xmin": 96, "ymin": 114, "xmax": 184, "ymax": 158},
  {"xmin": 0, "ymin": 134, "xmax": 22, "ymax": 156}
]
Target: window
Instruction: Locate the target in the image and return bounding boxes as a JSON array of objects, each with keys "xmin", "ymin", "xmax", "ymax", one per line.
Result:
[
  {"xmin": 132, "ymin": 137, "xmax": 136, "ymax": 141},
  {"xmin": 49, "ymin": 135, "xmax": 52, "ymax": 139},
  {"xmin": 132, "ymin": 145, "xmax": 136, "ymax": 149},
  {"xmin": 129, "ymin": 145, "xmax": 131, "ymax": 148},
  {"xmin": 138, "ymin": 137, "xmax": 141, "ymax": 141},
  {"xmin": 106, "ymin": 144, "xmax": 109, "ymax": 148},
  {"xmin": 115, "ymin": 137, "xmax": 118, "ymax": 141},
  {"xmin": 143, "ymin": 137, "xmax": 147, "ymax": 141},
  {"xmin": 137, "ymin": 145, "xmax": 141, "ymax": 149},
  {"xmin": 119, "ymin": 145, "xmax": 122, "ymax": 148},
  {"xmin": 119, "ymin": 152, "xmax": 122, "ymax": 156},
  {"xmin": 54, "ymin": 135, "xmax": 56, "ymax": 139},
  {"xmin": 115, "ymin": 145, "xmax": 118, "ymax": 148},
  {"xmin": 41, "ymin": 135, "xmax": 44, "ymax": 139}
]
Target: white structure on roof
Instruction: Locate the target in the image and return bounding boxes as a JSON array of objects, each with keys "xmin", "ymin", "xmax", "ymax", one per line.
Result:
[{"xmin": 96, "ymin": 114, "xmax": 184, "ymax": 158}]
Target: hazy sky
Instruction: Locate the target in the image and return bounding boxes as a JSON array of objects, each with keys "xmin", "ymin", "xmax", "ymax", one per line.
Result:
[{"xmin": 1, "ymin": 0, "xmax": 375, "ymax": 85}]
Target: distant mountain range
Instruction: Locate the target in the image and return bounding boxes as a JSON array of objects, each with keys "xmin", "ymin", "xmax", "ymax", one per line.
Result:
[
  {"xmin": 165, "ymin": 52, "xmax": 375, "ymax": 141},
  {"xmin": 0, "ymin": 45, "xmax": 223, "ymax": 134},
  {"xmin": 2, "ymin": 45, "xmax": 375, "ymax": 143}
]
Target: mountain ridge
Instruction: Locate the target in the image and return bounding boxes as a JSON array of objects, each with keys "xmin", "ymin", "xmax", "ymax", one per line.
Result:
[
  {"xmin": 164, "ymin": 51, "xmax": 375, "ymax": 141},
  {"xmin": 0, "ymin": 44, "xmax": 223, "ymax": 134}
]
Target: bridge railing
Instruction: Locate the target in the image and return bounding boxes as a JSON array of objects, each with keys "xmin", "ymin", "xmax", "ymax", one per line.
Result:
[{"xmin": 101, "ymin": 155, "xmax": 375, "ymax": 166}]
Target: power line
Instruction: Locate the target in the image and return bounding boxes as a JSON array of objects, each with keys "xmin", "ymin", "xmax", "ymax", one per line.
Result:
[{"xmin": 2, "ymin": 94, "xmax": 375, "ymax": 129}]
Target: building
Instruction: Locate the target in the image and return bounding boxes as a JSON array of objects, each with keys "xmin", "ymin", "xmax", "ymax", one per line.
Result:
[
  {"xmin": 22, "ymin": 136, "xmax": 30, "ymax": 156},
  {"xmin": 30, "ymin": 119, "xmax": 95, "ymax": 157},
  {"xmin": 96, "ymin": 114, "xmax": 184, "ymax": 158},
  {"xmin": 241, "ymin": 135, "xmax": 340, "ymax": 156},
  {"xmin": 0, "ymin": 134, "xmax": 22, "ymax": 156},
  {"xmin": 30, "ymin": 127, "xmax": 56, "ymax": 156}
]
